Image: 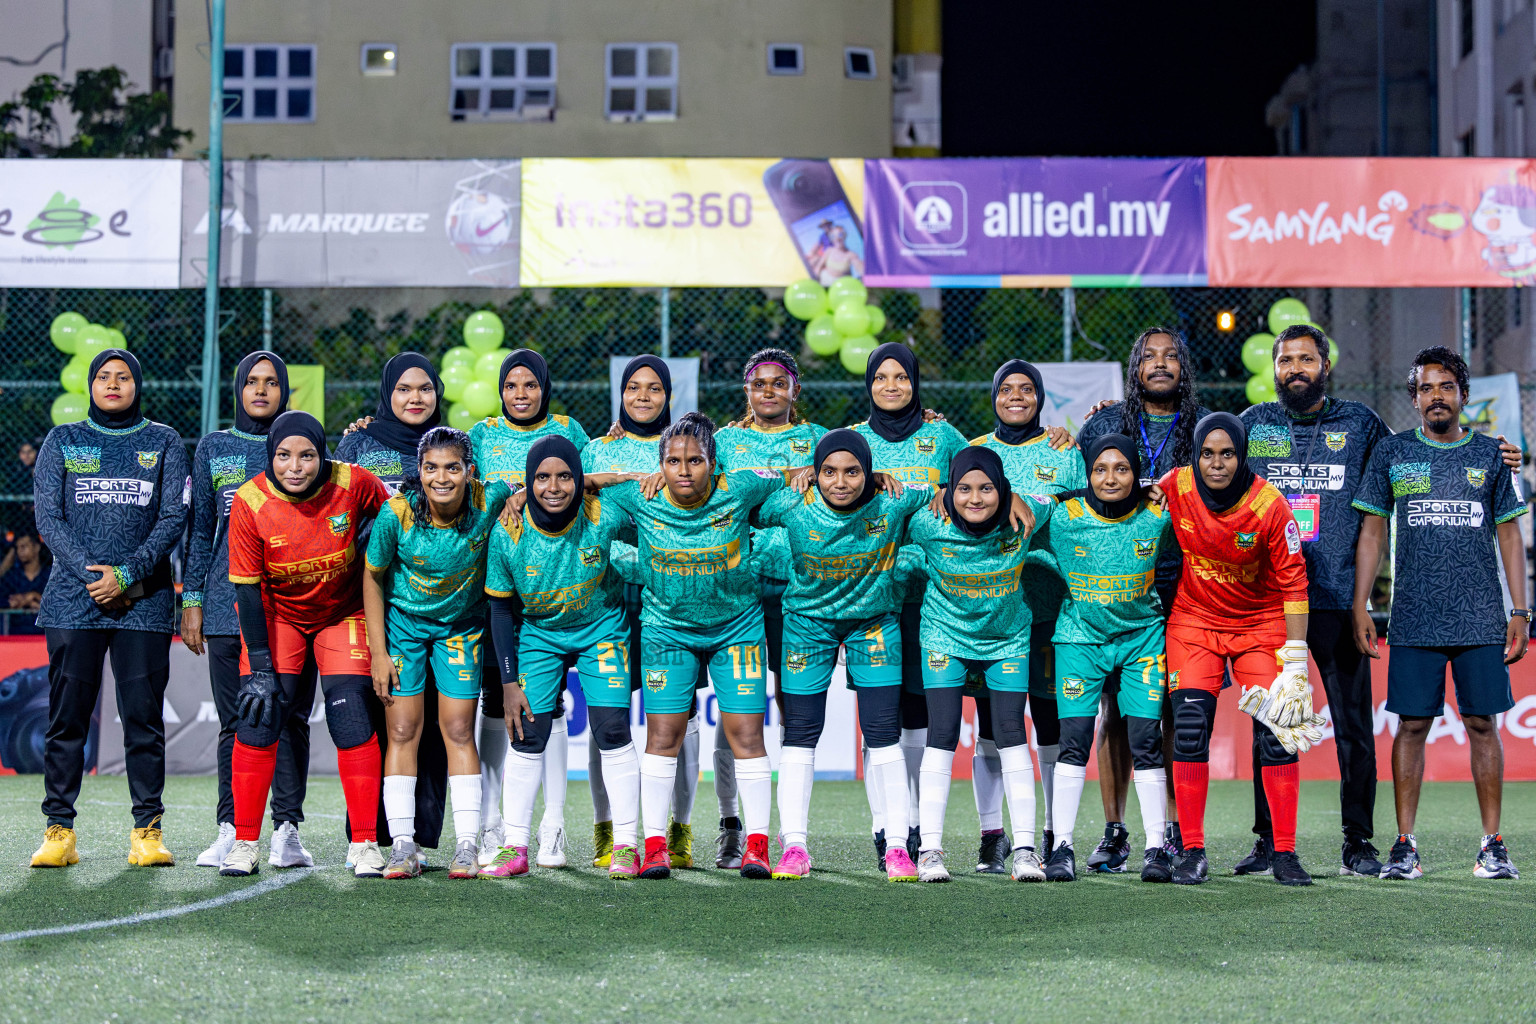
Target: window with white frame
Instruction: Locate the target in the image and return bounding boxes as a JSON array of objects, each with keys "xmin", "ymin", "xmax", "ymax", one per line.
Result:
[
  {"xmin": 767, "ymin": 44, "xmax": 803, "ymax": 76},
  {"xmin": 223, "ymin": 44, "xmax": 315, "ymax": 122},
  {"xmin": 605, "ymin": 43, "xmax": 677, "ymax": 121},
  {"xmin": 844, "ymin": 46, "xmax": 877, "ymax": 80},
  {"xmin": 361, "ymin": 43, "xmax": 397, "ymax": 77},
  {"xmin": 450, "ymin": 43, "xmax": 557, "ymax": 121}
]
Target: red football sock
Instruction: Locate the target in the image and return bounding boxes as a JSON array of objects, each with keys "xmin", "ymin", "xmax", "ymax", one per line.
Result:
[
  {"xmin": 1171, "ymin": 761, "xmax": 1209, "ymax": 850},
  {"xmin": 335, "ymin": 741, "xmax": 382, "ymax": 843},
  {"xmin": 1262, "ymin": 763, "xmax": 1300, "ymax": 853},
  {"xmin": 232, "ymin": 740, "xmax": 278, "ymax": 841}
]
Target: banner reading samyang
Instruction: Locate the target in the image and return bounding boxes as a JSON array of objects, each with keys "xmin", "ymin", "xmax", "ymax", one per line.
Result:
[
  {"xmin": 863, "ymin": 158, "xmax": 1207, "ymax": 287},
  {"xmin": 1208, "ymin": 157, "xmax": 1536, "ymax": 287}
]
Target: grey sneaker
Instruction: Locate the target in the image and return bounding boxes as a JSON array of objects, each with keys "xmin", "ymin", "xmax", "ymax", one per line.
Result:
[
  {"xmin": 917, "ymin": 849, "xmax": 951, "ymax": 882},
  {"xmin": 219, "ymin": 838, "xmax": 261, "ymax": 877},
  {"xmin": 448, "ymin": 839, "xmax": 480, "ymax": 879},
  {"xmin": 536, "ymin": 825, "xmax": 567, "ymax": 868},
  {"xmin": 1011, "ymin": 846, "xmax": 1045, "ymax": 882},
  {"xmin": 384, "ymin": 838, "xmax": 421, "ymax": 879},
  {"xmin": 715, "ymin": 819, "xmax": 745, "ymax": 869},
  {"xmin": 198, "ymin": 821, "xmax": 237, "ymax": 868},
  {"xmin": 351, "ymin": 840, "xmax": 386, "ymax": 878},
  {"xmin": 268, "ymin": 821, "xmax": 314, "ymax": 868}
]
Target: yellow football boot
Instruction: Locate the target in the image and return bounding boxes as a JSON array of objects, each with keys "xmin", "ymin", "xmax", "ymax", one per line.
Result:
[
  {"xmin": 128, "ymin": 816, "xmax": 175, "ymax": 867},
  {"xmin": 592, "ymin": 820, "xmax": 614, "ymax": 867},
  {"xmin": 667, "ymin": 820, "xmax": 694, "ymax": 869},
  {"xmin": 30, "ymin": 824, "xmax": 79, "ymax": 868}
]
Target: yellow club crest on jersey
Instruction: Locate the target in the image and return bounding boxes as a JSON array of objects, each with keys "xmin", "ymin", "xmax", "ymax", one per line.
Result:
[
  {"xmin": 1034, "ymin": 465, "xmax": 1056, "ymax": 483},
  {"xmin": 327, "ymin": 512, "xmax": 350, "ymax": 535},
  {"xmin": 1133, "ymin": 538, "xmax": 1156, "ymax": 558},
  {"xmin": 786, "ymin": 652, "xmax": 808, "ymax": 673},
  {"xmin": 1324, "ymin": 432, "xmax": 1347, "ymax": 451},
  {"xmin": 863, "ymin": 514, "xmax": 888, "ymax": 536},
  {"xmin": 790, "ymin": 439, "xmax": 811, "ymax": 455},
  {"xmin": 915, "ymin": 437, "xmax": 937, "ymax": 454},
  {"xmin": 1234, "ymin": 530, "xmax": 1257, "ymax": 549},
  {"xmin": 1466, "ymin": 467, "xmax": 1487, "ymax": 487},
  {"xmin": 999, "ymin": 535, "xmax": 1022, "ymax": 555},
  {"xmin": 645, "ymin": 669, "xmax": 668, "ymax": 691},
  {"xmin": 136, "ymin": 451, "xmax": 159, "ymax": 469},
  {"xmin": 1062, "ymin": 676, "xmax": 1086, "ymax": 699},
  {"xmin": 579, "ymin": 545, "xmax": 602, "ymax": 567},
  {"xmin": 710, "ymin": 512, "xmax": 734, "ymax": 531},
  {"xmin": 926, "ymin": 651, "xmax": 950, "ymax": 671}
]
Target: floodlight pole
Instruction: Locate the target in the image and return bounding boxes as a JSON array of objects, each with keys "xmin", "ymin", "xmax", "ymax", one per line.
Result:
[{"xmin": 199, "ymin": 0, "xmax": 226, "ymax": 437}]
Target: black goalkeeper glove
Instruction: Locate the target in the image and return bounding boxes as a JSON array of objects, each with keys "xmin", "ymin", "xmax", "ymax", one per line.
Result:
[{"xmin": 236, "ymin": 649, "xmax": 279, "ymax": 731}]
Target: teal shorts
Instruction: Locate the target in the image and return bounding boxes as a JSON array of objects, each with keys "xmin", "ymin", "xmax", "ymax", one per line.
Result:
[
  {"xmin": 1055, "ymin": 623, "xmax": 1166, "ymax": 720},
  {"xmin": 922, "ymin": 649, "xmax": 1029, "ymax": 692},
  {"xmin": 780, "ymin": 610, "xmax": 903, "ymax": 696},
  {"xmin": 517, "ymin": 604, "xmax": 633, "ymax": 716},
  {"xmin": 385, "ymin": 607, "xmax": 484, "ymax": 701},
  {"xmin": 1029, "ymin": 618, "xmax": 1056, "ymax": 700},
  {"xmin": 641, "ymin": 605, "xmax": 768, "ymax": 716}
]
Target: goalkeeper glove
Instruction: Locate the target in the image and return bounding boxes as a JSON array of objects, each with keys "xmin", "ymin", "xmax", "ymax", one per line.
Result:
[{"xmin": 236, "ymin": 648, "xmax": 279, "ymax": 731}]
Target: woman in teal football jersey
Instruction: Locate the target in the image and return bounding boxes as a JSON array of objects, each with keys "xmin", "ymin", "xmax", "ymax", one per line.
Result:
[
  {"xmin": 361, "ymin": 426, "xmax": 512, "ymax": 880},
  {"xmin": 467, "ymin": 349, "xmax": 590, "ymax": 869}
]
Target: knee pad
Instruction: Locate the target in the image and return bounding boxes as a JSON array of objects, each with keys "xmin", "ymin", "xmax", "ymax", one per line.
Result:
[
  {"xmin": 587, "ymin": 706, "xmax": 631, "ymax": 752},
  {"xmin": 1171, "ymin": 690, "xmax": 1216, "ymax": 763},
  {"xmin": 973, "ymin": 695, "xmax": 994, "ymax": 744},
  {"xmin": 989, "ymin": 690, "xmax": 1031, "ymax": 750},
  {"xmin": 781, "ymin": 691, "xmax": 827, "ymax": 749},
  {"xmin": 481, "ymin": 674, "xmax": 505, "ymax": 719},
  {"xmin": 1257, "ymin": 726, "xmax": 1298, "ymax": 767},
  {"xmin": 236, "ymin": 718, "xmax": 282, "ymax": 749},
  {"xmin": 1029, "ymin": 694, "xmax": 1060, "ymax": 746},
  {"xmin": 322, "ymin": 678, "xmax": 376, "ymax": 749},
  {"xmin": 924, "ymin": 688, "xmax": 963, "ymax": 751},
  {"xmin": 900, "ymin": 687, "xmax": 929, "ymax": 731},
  {"xmin": 1127, "ymin": 716, "xmax": 1164, "ymax": 771},
  {"xmin": 511, "ymin": 713, "xmax": 555, "ymax": 756},
  {"xmin": 856, "ymin": 685, "xmax": 902, "ymax": 750},
  {"xmin": 1056, "ymin": 716, "xmax": 1096, "ymax": 767}
]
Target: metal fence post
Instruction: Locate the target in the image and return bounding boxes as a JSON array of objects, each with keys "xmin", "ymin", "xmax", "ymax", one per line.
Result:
[
  {"xmin": 262, "ymin": 288, "xmax": 273, "ymax": 350},
  {"xmin": 1460, "ymin": 286, "xmax": 1473, "ymax": 363},
  {"xmin": 659, "ymin": 286, "xmax": 671, "ymax": 358},
  {"xmin": 199, "ymin": 0, "xmax": 226, "ymax": 437},
  {"xmin": 1061, "ymin": 285, "xmax": 1075, "ymax": 361}
]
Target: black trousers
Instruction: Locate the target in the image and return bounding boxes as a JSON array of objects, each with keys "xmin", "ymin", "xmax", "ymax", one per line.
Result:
[
  {"xmin": 42, "ymin": 627, "xmax": 171, "ymax": 828},
  {"xmin": 208, "ymin": 635, "xmax": 310, "ymax": 827},
  {"xmin": 1251, "ymin": 608, "xmax": 1377, "ymax": 842}
]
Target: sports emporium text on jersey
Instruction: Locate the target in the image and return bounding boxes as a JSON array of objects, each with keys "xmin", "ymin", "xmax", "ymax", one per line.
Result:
[
  {"xmin": 1265, "ymin": 463, "xmax": 1347, "ymax": 491},
  {"xmin": 1405, "ymin": 499, "xmax": 1485, "ymax": 527},
  {"xmin": 74, "ymin": 478, "xmax": 155, "ymax": 506}
]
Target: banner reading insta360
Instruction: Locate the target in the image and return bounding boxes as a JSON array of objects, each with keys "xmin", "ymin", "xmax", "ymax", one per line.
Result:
[{"xmin": 519, "ymin": 158, "xmax": 866, "ymax": 286}]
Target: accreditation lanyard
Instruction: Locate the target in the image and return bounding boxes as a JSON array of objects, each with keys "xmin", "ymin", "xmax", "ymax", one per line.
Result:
[
  {"xmin": 1138, "ymin": 412, "xmax": 1178, "ymax": 487},
  {"xmin": 1285, "ymin": 399, "xmax": 1328, "ymax": 542}
]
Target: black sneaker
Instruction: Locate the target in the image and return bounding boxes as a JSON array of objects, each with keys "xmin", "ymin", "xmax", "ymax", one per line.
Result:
[
  {"xmin": 1141, "ymin": 847, "xmax": 1174, "ymax": 883},
  {"xmin": 1044, "ymin": 843, "xmax": 1076, "ymax": 881},
  {"xmin": 1381, "ymin": 835, "xmax": 1422, "ymax": 880},
  {"xmin": 873, "ymin": 829, "xmax": 887, "ymax": 872},
  {"xmin": 976, "ymin": 832, "xmax": 1008, "ymax": 874},
  {"xmin": 1233, "ymin": 836, "xmax": 1273, "ymax": 876},
  {"xmin": 1163, "ymin": 822, "xmax": 1184, "ymax": 859},
  {"xmin": 1475, "ymin": 834, "xmax": 1520, "ymax": 879},
  {"xmin": 715, "ymin": 818, "xmax": 744, "ymax": 870},
  {"xmin": 1043, "ymin": 829, "xmax": 1055, "ymax": 860},
  {"xmin": 906, "ymin": 826, "xmax": 921, "ymax": 861},
  {"xmin": 1271, "ymin": 849, "xmax": 1313, "ymax": 886},
  {"xmin": 1341, "ymin": 837, "xmax": 1382, "ymax": 877},
  {"xmin": 1172, "ymin": 846, "xmax": 1209, "ymax": 885},
  {"xmin": 1086, "ymin": 822, "xmax": 1131, "ymax": 873}
]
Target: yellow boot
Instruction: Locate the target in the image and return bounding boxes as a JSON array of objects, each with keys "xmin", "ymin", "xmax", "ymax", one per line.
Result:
[
  {"xmin": 128, "ymin": 816, "xmax": 175, "ymax": 867},
  {"xmin": 591, "ymin": 821, "xmax": 614, "ymax": 868},
  {"xmin": 30, "ymin": 824, "xmax": 79, "ymax": 868},
  {"xmin": 667, "ymin": 820, "xmax": 694, "ymax": 869}
]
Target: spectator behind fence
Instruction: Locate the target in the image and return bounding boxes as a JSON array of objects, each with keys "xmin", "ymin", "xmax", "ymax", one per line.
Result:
[{"xmin": 0, "ymin": 528, "xmax": 50, "ymax": 635}]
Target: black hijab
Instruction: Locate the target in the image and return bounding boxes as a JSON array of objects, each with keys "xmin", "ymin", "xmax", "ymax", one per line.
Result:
[
  {"xmin": 618, "ymin": 354, "xmax": 672, "ymax": 438},
  {"xmin": 814, "ymin": 428, "xmax": 879, "ymax": 513},
  {"xmin": 525, "ymin": 435, "xmax": 584, "ymax": 534},
  {"xmin": 943, "ymin": 446, "xmax": 1013, "ymax": 538},
  {"xmin": 232, "ymin": 350, "xmax": 290, "ymax": 437},
  {"xmin": 501, "ymin": 349, "xmax": 551, "ymax": 426},
  {"xmin": 265, "ymin": 411, "xmax": 331, "ymax": 502},
  {"xmin": 86, "ymin": 349, "xmax": 143, "ymax": 430},
  {"xmin": 362, "ymin": 352, "xmax": 441, "ymax": 457},
  {"xmin": 1192, "ymin": 412, "xmax": 1255, "ymax": 513},
  {"xmin": 992, "ymin": 359, "xmax": 1045, "ymax": 445},
  {"xmin": 865, "ymin": 342, "xmax": 924, "ymax": 443},
  {"xmin": 1068, "ymin": 432, "xmax": 1145, "ymax": 520}
]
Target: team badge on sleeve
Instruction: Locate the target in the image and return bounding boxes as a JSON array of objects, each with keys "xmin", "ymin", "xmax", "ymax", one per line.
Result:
[
  {"xmin": 327, "ymin": 512, "xmax": 350, "ymax": 535},
  {"xmin": 136, "ymin": 451, "xmax": 159, "ymax": 469},
  {"xmin": 1466, "ymin": 468, "xmax": 1487, "ymax": 488},
  {"xmin": 1324, "ymin": 432, "xmax": 1347, "ymax": 451},
  {"xmin": 1284, "ymin": 520, "xmax": 1302, "ymax": 554},
  {"xmin": 645, "ymin": 669, "xmax": 668, "ymax": 691}
]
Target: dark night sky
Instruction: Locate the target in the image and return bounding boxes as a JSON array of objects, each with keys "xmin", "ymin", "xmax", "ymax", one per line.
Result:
[{"xmin": 942, "ymin": 0, "xmax": 1317, "ymax": 157}]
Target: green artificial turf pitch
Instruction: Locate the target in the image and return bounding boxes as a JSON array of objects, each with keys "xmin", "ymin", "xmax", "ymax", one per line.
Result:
[{"xmin": 1, "ymin": 776, "xmax": 1533, "ymax": 1023}]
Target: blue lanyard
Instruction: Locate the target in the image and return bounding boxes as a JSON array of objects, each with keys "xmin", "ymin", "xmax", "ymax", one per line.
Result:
[{"xmin": 1139, "ymin": 412, "xmax": 1178, "ymax": 477}]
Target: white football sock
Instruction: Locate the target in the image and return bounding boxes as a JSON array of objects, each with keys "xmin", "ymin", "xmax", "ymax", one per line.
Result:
[
  {"xmin": 599, "ymin": 743, "xmax": 641, "ymax": 847},
  {"xmin": 777, "ymin": 746, "xmax": 816, "ymax": 848},
  {"xmin": 901, "ymin": 727, "xmax": 927, "ymax": 825},
  {"xmin": 862, "ymin": 745, "xmax": 884, "ymax": 837},
  {"xmin": 1133, "ymin": 768, "xmax": 1169, "ymax": 851},
  {"xmin": 972, "ymin": 738, "xmax": 1004, "ymax": 832},
  {"xmin": 1037, "ymin": 743, "xmax": 1059, "ymax": 833},
  {"xmin": 918, "ymin": 746, "xmax": 952, "ymax": 852},
  {"xmin": 640, "ymin": 752, "xmax": 678, "ymax": 840},
  {"xmin": 672, "ymin": 712, "xmax": 700, "ymax": 825},
  {"xmin": 714, "ymin": 739, "xmax": 738, "ymax": 819},
  {"xmin": 383, "ymin": 774, "xmax": 416, "ymax": 843},
  {"xmin": 736, "ymin": 756, "xmax": 772, "ymax": 836},
  {"xmin": 588, "ymin": 737, "xmax": 611, "ymax": 823},
  {"xmin": 1051, "ymin": 762, "xmax": 1088, "ymax": 851},
  {"xmin": 539, "ymin": 719, "xmax": 568, "ymax": 831},
  {"xmin": 477, "ymin": 714, "xmax": 507, "ymax": 832},
  {"xmin": 448, "ymin": 774, "xmax": 482, "ymax": 844},
  {"xmin": 501, "ymin": 748, "xmax": 543, "ymax": 847},
  {"xmin": 868, "ymin": 743, "xmax": 907, "ymax": 840},
  {"xmin": 1000, "ymin": 744, "xmax": 1039, "ymax": 851}
]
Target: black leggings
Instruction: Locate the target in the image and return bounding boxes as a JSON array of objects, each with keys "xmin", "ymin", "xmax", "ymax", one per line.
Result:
[
  {"xmin": 208, "ymin": 634, "xmax": 309, "ymax": 826},
  {"xmin": 1060, "ymin": 714, "xmax": 1162, "ymax": 769},
  {"xmin": 784, "ymin": 685, "xmax": 901, "ymax": 750},
  {"xmin": 973, "ymin": 693, "xmax": 1060, "ymax": 746},
  {"xmin": 926, "ymin": 686, "xmax": 1029, "ymax": 750},
  {"xmin": 899, "ymin": 601, "xmax": 928, "ymax": 730}
]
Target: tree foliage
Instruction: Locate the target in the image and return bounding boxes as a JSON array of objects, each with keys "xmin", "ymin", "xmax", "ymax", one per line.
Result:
[{"xmin": 1, "ymin": 67, "xmax": 192, "ymax": 158}]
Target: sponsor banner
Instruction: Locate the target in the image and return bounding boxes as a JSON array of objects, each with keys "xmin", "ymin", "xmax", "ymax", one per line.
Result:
[
  {"xmin": 863, "ymin": 158, "xmax": 1208, "ymax": 287},
  {"xmin": 1208, "ymin": 157, "xmax": 1536, "ymax": 287},
  {"xmin": 607, "ymin": 356, "xmax": 699, "ymax": 423},
  {"xmin": 519, "ymin": 158, "xmax": 867, "ymax": 286},
  {"xmin": 180, "ymin": 159, "xmax": 520, "ymax": 287},
  {"xmin": 0, "ymin": 159, "xmax": 182, "ymax": 287},
  {"xmin": 1035, "ymin": 361, "xmax": 1125, "ymax": 435}
]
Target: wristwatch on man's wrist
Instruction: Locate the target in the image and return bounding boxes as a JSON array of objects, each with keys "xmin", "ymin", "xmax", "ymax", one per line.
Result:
[{"xmin": 1512, "ymin": 608, "xmax": 1532, "ymax": 622}]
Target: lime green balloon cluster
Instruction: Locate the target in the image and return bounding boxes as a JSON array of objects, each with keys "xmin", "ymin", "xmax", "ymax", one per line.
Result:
[
  {"xmin": 784, "ymin": 277, "xmax": 887, "ymax": 375},
  {"xmin": 48, "ymin": 312, "xmax": 127, "ymax": 426},
  {"xmin": 1240, "ymin": 298, "xmax": 1339, "ymax": 405},
  {"xmin": 442, "ymin": 310, "xmax": 510, "ymax": 430}
]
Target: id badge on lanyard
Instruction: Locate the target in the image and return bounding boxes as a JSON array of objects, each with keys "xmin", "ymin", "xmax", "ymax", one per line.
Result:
[
  {"xmin": 1285, "ymin": 493, "xmax": 1320, "ymax": 541},
  {"xmin": 1139, "ymin": 413, "xmax": 1178, "ymax": 489}
]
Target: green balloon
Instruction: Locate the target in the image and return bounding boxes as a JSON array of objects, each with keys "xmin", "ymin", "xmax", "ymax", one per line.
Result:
[
  {"xmin": 460, "ymin": 379, "xmax": 500, "ymax": 418},
  {"xmin": 1267, "ymin": 297, "xmax": 1311, "ymax": 335},
  {"xmin": 833, "ymin": 301, "xmax": 870, "ymax": 337},
  {"xmin": 442, "ymin": 345, "xmax": 477, "ymax": 369},
  {"xmin": 463, "ymin": 310, "xmax": 505, "ymax": 353},
  {"xmin": 50, "ymin": 312, "xmax": 87, "ymax": 354},
  {"xmin": 104, "ymin": 327, "xmax": 127, "ymax": 349},
  {"xmin": 805, "ymin": 314, "xmax": 842, "ymax": 356},
  {"xmin": 827, "ymin": 276, "xmax": 868, "ymax": 309},
  {"xmin": 1246, "ymin": 374, "xmax": 1278, "ymax": 405},
  {"xmin": 60, "ymin": 356, "xmax": 88, "ymax": 395},
  {"xmin": 865, "ymin": 304, "xmax": 887, "ymax": 335},
  {"xmin": 1241, "ymin": 333, "xmax": 1275, "ymax": 375},
  {"xmin": 447, "ymin": 403, "xmax": 477, "ymax": 431},
  {"xmin": 476, "ymin": 348, "xmax": 510, "ymax": 383},
  {"xmin": 839, "ymin": 335, "xmax": 877, "ymax": 375},
  {"xmin": 784, "ymin": 279, "xmax": 828, "ymax": 321},
  {"xmin": 74, "ymin": 325, "xmax": 112, "ymax": 363},
  {"xmin": 51, "ymin": 391, "xmax": 89, "ymax": 425},
  {"xmin": 441, "ymin": 363, "xmax": 474, "ymax": 403},
  {"xmin": 1328, "ymin": 338, "xmax": 1340, "ymax": 365}
]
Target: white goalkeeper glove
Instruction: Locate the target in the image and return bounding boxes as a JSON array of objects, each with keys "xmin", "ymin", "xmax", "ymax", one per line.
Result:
[{"xmin": 1267, "ymin": 641, "xmax": 1313, "ymax": 728}]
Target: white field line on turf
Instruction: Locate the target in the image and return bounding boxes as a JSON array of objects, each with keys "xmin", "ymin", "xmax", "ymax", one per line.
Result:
[{"xmin": 0, "ymin": 866, "xmax": 318, "ymax": 943}]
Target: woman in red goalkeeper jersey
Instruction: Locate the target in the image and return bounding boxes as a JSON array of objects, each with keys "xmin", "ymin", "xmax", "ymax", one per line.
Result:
[
  {"xmin": 219, "ymin": 412, "xmax": 392, "ymax": 879},
  {"xmin": 1158, "ymin": 412, "xmax": 1315, "ymax": 887}
]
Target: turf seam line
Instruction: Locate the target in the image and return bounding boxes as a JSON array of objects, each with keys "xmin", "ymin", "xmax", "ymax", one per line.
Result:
[{"xmin": 0, "ymin": 866, "xmax": 319, "ymax": 943}]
